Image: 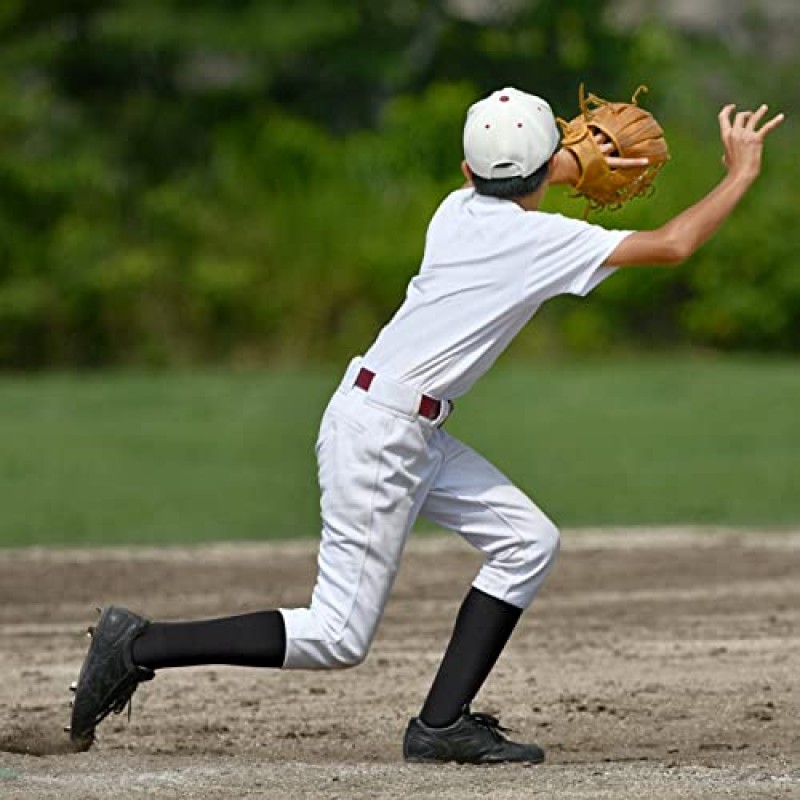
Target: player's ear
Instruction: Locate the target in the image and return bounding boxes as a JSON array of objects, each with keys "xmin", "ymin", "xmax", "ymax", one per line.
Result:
[
  {"xmin": 460, "ymin": 160, "xmax": 474, "ymax": 185},
  {"xmin": 541, "ymin": 153, "xmax": 560, "ymax": 186}
]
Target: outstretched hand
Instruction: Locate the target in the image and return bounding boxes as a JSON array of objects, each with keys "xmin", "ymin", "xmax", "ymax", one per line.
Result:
[{"xmin": 719, "ymin": 104, "xmax": 784, "ymax": 182}]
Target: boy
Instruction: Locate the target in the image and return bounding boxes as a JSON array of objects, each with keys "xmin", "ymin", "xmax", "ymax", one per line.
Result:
[{"xmin": 70, "ymin": 88, "xmax": 783, "ymax": 763}]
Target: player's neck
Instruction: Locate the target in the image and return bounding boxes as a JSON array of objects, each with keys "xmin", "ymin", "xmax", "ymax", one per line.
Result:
[{"xmin": 511, "ymin": 184, "xmax": 548, "ymax": 212}]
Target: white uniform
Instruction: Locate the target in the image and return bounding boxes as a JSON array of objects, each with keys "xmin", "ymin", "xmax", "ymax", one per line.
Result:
[{"xmin": 280, "ymin": 188, "xmax": 630, "ymax": 669}]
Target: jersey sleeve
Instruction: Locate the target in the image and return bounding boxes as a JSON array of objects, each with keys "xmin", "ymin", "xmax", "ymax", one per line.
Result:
[{"xmin": 523, "ymin": 213, "xmax": 633, "ymax": 300}]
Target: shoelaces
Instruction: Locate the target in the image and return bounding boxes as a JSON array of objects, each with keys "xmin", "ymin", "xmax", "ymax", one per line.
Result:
[{"xmin": 466, "ymin": 710, "xmax": 511, "ymax": 740}]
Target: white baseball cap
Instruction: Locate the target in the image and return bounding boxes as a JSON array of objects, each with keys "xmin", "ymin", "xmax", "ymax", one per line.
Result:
[{"xmin": 463, "ymin": 87, "xmax": 560, "ymax": 180}]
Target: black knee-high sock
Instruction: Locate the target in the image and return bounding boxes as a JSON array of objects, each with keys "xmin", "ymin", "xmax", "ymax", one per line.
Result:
[
  {"xmin": 131, "ymin": 610, "xmax": 286, "ymax": 670},
  {"xmin": 419, "ymin": 587, "xmax": 522, "ymax": 728}
]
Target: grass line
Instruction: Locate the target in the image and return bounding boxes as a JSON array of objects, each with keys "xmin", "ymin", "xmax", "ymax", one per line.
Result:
[{"xmin": 1, "ymin": 356, "xmax": 798, "ymax": 547}]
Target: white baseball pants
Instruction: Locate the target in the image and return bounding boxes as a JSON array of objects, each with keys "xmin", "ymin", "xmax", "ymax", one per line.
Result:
[{"xmin": 280, "ymin": 359, "xmax": 560, "ymax": 669}]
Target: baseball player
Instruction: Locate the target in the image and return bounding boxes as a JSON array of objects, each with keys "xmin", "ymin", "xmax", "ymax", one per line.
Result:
[{"xmin": 69, "ymin": 89, "xmax": 783, "ymax": 764}]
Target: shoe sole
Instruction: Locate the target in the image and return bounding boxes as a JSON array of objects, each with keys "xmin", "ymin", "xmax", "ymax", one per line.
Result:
[{"xmin": 404, "ymin": 754, "xmax": 545, "ymax": 765}]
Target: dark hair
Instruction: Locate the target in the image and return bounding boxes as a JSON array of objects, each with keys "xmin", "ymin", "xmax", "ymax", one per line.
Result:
[{"xmin": 471, "ymin": 160, "xmax": 550, "ymax": 199}]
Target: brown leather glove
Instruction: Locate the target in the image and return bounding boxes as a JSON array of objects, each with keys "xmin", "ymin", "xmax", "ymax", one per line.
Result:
[{"xmin": 559, "ymin": 85, "xmax": 670, "ymax": 210}]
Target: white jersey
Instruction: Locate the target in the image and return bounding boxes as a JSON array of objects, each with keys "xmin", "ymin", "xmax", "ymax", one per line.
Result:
[
  {"xmin": 363, "ymin": 188, "xmax": 631, "ymax": 399},
  {"xmin": 283, "ymin": 187, "xmax": 628, "ymax": 669}
]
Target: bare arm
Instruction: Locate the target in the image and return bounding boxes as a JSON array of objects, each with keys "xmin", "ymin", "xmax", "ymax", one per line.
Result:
[{"xmin": 607, "ymin": 104, "xmax": 784, "ymax": 267}]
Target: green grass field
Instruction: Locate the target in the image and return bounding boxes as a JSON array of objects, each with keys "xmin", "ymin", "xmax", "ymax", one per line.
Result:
[{"xmin": 1, "ymin": 356, "xmax": 798, "ymax": 547}]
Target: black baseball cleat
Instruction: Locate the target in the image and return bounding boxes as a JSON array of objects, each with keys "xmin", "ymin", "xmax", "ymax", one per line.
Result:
[
  {"xmin": 403, "ymin": 708, "xmax": 545, "ymax": 765},
  {"xmin": 69, "ymin": 606, "xmax": 154, "ymax": 747}
]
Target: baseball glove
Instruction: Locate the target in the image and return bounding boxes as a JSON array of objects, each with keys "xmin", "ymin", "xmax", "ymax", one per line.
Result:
[{"xmin": 559, "ymin": 85, "xmax": 669, "ymax": 210}]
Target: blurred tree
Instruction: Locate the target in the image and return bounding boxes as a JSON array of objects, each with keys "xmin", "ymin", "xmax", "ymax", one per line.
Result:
[
  {"xmin": 0, "ymin": 0, "xmax": 796, "ymax": 366},
  {"xmin": 1, "ymin": 0, "xmax": 632, "ymax": 160}
]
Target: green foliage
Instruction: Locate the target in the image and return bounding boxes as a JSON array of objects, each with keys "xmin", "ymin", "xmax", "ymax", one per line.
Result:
[{"xmin": 0, "ymin": 2, "xmax": 798, "ymax": 366}]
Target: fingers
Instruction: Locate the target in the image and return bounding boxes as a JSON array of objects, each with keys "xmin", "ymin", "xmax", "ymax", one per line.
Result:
[
  {"xmin": 593, "ymin": 133, "xmax": 651, "ymax": 169},
  {"xmin": 594, "ymin": 135, "xmax": 613, "ymax": 156},
  {"xmin": 718, "ymin": 104, "xmax": 735, "ymax": 136},
  {"xmin": 747, "ymin": 104, "xmax": 769, "ymax": 130},
  {"xmin": 757, "ymin": 111, "xmax": 785, "ymax": 137},
  {"xmin": 607, "ymin": 156, "xmax": 650, "ymax": 169},
  {"xmin": 724, "ymin": 102, "xmax": 785, "ymax": 137}
]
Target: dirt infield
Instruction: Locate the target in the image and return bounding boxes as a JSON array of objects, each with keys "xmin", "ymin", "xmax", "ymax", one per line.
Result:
[{"xmin": 1, "ymin": 529, "xmax": 798, "ymax": 799}]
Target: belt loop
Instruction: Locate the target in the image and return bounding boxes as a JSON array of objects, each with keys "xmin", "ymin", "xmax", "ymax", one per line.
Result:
[
  {"xmin": 432, "ymin": 398, "xmax": 454, "ymax": 428},
  {"xmin": 339, "ymin": 356, "xmax": 363, "ymax": 394}
]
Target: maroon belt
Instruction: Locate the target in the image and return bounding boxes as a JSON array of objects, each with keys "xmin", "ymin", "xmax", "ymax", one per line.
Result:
[{"xmin": 354, "ymin": 368, "xmax": 442, "ymax": 421}]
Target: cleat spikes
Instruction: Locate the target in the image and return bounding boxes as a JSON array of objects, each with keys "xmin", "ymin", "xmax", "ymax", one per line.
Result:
[
  {"xmin": 87, "ymin": 625, "xmax": 96, "ymax": 637},
  {"xmin": 63, "ymin": 725, "xmax": 71, "ymax": 733},
  {"xmin": 70, "ymin": 681, "xmax": 77, "ymax": 691}
]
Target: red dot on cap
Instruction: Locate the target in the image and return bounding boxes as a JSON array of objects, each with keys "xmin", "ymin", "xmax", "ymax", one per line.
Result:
[
  {"xmin": 485, "ymin": 123, "xmax": 491, "ymax": 129},
  {"xmin": 517, "ymin": 122, "xmax": 523, "ymax": 128},
  {"xmin": 499, "ymin": 95, "xmax": 510, "ymax": 102}
]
